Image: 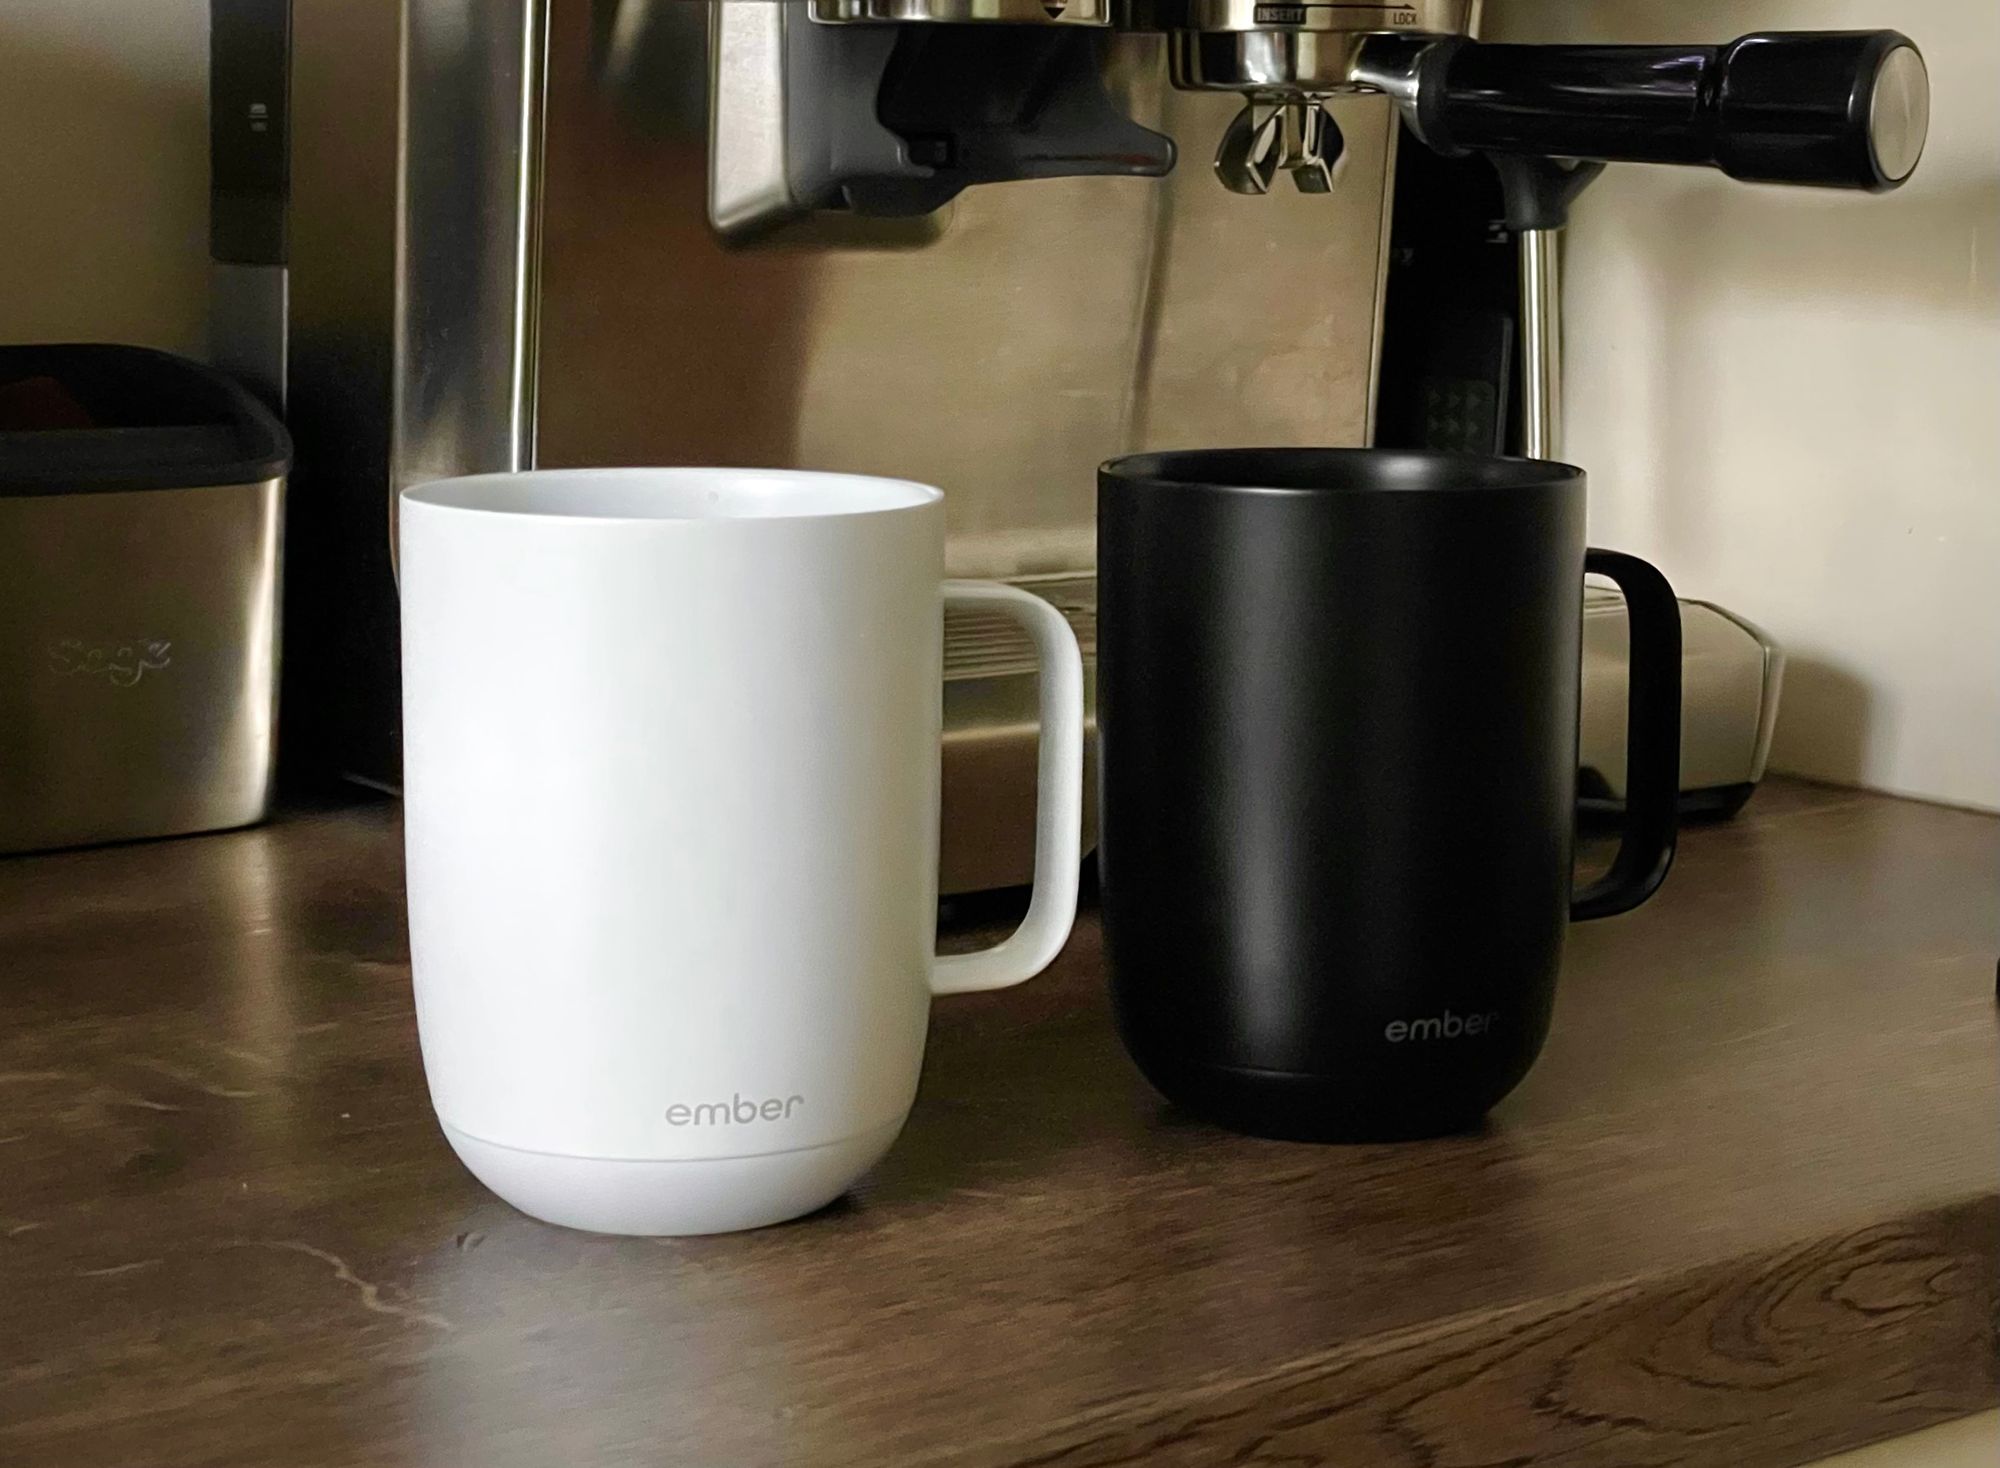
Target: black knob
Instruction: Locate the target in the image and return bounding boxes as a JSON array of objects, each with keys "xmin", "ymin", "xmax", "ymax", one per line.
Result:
[{"xmin": 1415, "ymin": 31, "xmax": 1930, "ymax": 192}]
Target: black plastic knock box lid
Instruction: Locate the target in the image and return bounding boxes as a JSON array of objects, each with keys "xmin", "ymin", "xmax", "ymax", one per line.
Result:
[{"xmin": 0, "ymin": 343, "xmax": 291, "ymax": 496}]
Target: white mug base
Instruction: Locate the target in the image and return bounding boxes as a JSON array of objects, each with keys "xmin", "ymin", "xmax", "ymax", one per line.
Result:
[{"xmin": 440, "ymin": 1119, "xmax": 907, "ymax": 1236}]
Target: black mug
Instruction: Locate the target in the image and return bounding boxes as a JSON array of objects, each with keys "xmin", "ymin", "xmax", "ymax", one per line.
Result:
[{"xmin": 1096, "ymin": 449, "xmax": 1682, "ymax": 1141}]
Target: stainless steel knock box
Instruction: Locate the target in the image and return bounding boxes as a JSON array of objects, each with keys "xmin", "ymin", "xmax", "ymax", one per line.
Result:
[{"xmin": 0, "ymin": 345, "xmax": 290, "ymax": 855}]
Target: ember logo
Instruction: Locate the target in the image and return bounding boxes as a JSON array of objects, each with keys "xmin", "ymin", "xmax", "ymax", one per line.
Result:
[
  {"xmin": 46, "ymin": 638, "xmax": 172, "ymax": 687},
  {"xmin": 1384, "ymin": 1010, "xmax": 1499, "ymax": 1042},
  {"xmin": 665, "ymin": 1093, "xmax": 805, "ymax": 1126}
]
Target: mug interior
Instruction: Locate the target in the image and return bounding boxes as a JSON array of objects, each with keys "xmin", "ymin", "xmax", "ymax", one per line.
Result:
[
  {"xmin": 1102, "ymin": 447, "xmax": 1582, "ymax": 495},
  {"xmin": 401, "ymin": 467, "xmax": 942, "ymax": 522}
]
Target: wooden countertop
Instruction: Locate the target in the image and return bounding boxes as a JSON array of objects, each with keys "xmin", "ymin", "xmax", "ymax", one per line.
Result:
[{"xmin": 1, "ymin": 779, "xmax": 1994, "ymax": 1467}]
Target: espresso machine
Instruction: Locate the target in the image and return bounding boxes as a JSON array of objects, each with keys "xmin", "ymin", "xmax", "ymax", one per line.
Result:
[{"xmin": 285, "ymin": 1, "xmax": 1926, "ymax": 889}]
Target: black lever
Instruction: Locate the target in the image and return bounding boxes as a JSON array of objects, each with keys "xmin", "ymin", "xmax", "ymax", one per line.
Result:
[{"xmin": 1412, "ymin": 31, "xmax": 1929, "ymax": 193}]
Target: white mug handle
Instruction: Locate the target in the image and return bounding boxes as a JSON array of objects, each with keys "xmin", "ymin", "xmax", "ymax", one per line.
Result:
[{"xmin": 930, "ymin": 580, "xmax": 1086, "ymax": 995}]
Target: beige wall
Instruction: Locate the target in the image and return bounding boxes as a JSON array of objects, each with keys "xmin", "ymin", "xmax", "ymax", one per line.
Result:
[
  {"xmin": 0, "ymin": 0, "xmax": 210, "ymax": 355},
  {"xmin": 1487, "ymin": 0, "xmax": 2000, "ymax": 811}
]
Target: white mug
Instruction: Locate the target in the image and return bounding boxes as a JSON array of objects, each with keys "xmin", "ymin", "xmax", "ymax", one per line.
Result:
[{"xmin": 398, "ymin": 468, "xmax": 1084, "ymax": 1235}]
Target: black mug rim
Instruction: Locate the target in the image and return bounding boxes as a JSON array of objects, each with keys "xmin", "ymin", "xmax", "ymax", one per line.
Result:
[{"xmin": 1100, "ymin": 447, "xmax": 1584, "ymax": 497}]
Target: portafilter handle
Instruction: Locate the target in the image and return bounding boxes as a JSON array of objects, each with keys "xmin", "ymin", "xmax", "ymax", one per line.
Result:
[{"xmin": 1397, "ymin": 31, "xmax": 1929, "ymax": 193}]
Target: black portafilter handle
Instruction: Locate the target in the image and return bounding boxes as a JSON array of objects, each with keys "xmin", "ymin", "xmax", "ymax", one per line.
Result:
[{"xmin": 1412, "ymin": 31, "xmax": 1930, "ymax": 193}]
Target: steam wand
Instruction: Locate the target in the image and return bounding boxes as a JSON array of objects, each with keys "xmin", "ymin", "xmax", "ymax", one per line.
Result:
[{"xmin": 1488, "ymin": 156, "xmax": 1605, "ymax": 462}]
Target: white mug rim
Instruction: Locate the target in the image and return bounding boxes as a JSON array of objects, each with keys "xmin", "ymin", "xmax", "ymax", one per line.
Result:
[{"xmin": 400, "ymin": 466, "xmax": 944, "ymax": 525}]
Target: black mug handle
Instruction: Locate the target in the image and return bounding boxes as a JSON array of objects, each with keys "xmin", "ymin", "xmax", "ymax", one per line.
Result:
[{"xmin": 1572, "ymin": 551, "xmax": 1683, "ymax": 921}]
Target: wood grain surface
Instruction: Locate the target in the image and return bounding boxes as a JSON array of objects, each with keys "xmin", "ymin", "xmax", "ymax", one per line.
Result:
[{"xmin": 0, "ymin": 779, "xmax": 1994, "ymax": 1467}]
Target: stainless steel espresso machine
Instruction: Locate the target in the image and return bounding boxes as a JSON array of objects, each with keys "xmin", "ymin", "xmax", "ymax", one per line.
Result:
[{"xmin": 285, "ymin": 1, "xmax": 1927, "ymax": 889}]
